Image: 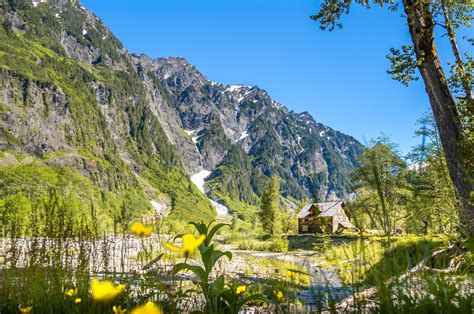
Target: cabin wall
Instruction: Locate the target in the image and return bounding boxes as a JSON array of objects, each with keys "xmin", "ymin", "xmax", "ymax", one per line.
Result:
[{"xmin": 298, "ymin": 217, "xmax": 331, "ymax": 234}]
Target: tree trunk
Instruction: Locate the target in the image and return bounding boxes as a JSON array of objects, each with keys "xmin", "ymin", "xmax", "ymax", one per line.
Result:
[
  {"xmin": 422, "ymin": 218, "xmax": 429, "ymax": 235},
  {"xmin": 402, "ymin": 0, "xmax": 474, "ymax": 235}
]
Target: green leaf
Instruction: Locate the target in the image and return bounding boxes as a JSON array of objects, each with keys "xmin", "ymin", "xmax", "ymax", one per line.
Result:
[
  {"xmin": 189, "ymin": 221, "xmax": 208, "ymax": 236},
  {"xmin": 238, "ymin": 293, "xmax": 267, "ymax": 307},
  {"xmin": 211, "ymin": 250, "xmax": 233, "ymax": 268},
  {"xmin": 211, "ymin": 275, "xmax": 225, "ymax": 295},
  {"xmin": 206, "ymin": 222, "xmax": 231, "ymax": 246},
  {"xmin": 200, "ymin": 244, "xmax": 215, "ymax": 273},
  {"xmin": 173, "ymin": 263, "xmax": 208, "ymax": 282}
]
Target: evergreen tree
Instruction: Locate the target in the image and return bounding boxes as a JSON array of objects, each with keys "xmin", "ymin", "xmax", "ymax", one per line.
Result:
[
  {"xmin": 311, "ymin": 190, "xmax": 319, "ymax": 203},
  {"xmin": 258, "ymin": 176, "xmax": 280, "ymax": 235}
]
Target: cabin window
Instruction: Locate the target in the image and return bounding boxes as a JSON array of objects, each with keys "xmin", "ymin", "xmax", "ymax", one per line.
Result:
[{"xmin": 302, "ymin": 225, "xmax": 309, "ymax": 232}]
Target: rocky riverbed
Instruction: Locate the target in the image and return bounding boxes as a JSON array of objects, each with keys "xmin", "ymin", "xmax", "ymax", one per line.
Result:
[
  {"xmin": 223, "ymin": 250, "xmax": 351, "ymax": 305},
  {"xmin": 1, "ymin": 236, "xmax": 349, "ymax": 304}
]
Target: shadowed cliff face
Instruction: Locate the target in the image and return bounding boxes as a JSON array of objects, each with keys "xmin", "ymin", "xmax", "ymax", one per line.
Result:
[{"xmin": 0, "ymin": 0, "xmax": 363, "ymax": 221}]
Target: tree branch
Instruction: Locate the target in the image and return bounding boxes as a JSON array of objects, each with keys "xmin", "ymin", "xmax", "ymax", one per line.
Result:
[{"xmin": 440, "ymin": 0, "xmax": 473, "ymax": 100}]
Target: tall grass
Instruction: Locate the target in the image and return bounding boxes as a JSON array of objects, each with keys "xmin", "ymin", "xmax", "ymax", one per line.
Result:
[
  {"xmin": 0, "ymin": 200, "xmax": 472, "ymax": 313},
  {"xmin": 321, "ymin": 234, "xmax": 473, "ymax": 313}
]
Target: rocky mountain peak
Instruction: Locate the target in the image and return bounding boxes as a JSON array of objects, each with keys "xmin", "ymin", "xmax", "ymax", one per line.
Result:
[
  {"xmin": 297, "ymin": 111, "xmax": 317, "ymax": 125},
  {"xmin": 133, "ymin": 52, "xmax": 364, "ymax": 201},
  {"xmin": 0, "ymin": 0, "xmax": 365, "ymax": 222}
]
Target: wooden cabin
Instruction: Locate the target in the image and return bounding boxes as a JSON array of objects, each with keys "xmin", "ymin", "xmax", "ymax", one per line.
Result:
[{"xmin": 297, "ymin": 201, "xmax": 355, "ymax": 234}]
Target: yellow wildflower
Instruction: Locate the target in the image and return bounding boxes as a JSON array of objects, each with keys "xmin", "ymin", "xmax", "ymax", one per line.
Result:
[
  {"xmin": 287, "ymin": 270, "xmax": 296, "ymax": 279},
  {"xmin": 91, "ymin": 277, "xmax": 125, "ymax": 301},
  {"xmin": 131, "ymin": 301, "xmax": 163, "ymax": 314},
  {"xmin": 65, "ymin": 288, "xmax": 77, "ymax": 297},
  {"xmin": 113, "ymin": 305, "xmax": 127, "ymax": 314},
  {"xmin": 236, "ymin": 285, "xmax": 246, "ymax": 294},
  {"xmin": 130, "ymin": 221, "xmax": 153, "ymax": 238},
  {"xmin": 164, "ymin": 234, "xmax": 206, "ymax": 257},
  {"xmin": 75, "ymin": 298, "xmax": 81, "ymax": 304},
  {"xmin": 276, "ymin": 290, "xmax": 284, "ymax": 301},
  {"xmin": 19, "ymin": 306, "xmax": 32, "ymax": 313}
]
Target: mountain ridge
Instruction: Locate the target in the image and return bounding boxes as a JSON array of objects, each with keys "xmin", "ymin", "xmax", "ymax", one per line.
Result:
[
  {"xmin": 136, "ymin": 54, "xmax": 363, "ymax": 202},
  {"xmin": 0, "ymin": 0, "xmax": 363, "ymax": 225}
]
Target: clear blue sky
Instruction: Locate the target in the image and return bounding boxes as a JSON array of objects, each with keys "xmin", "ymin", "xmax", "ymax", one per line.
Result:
[{"xmin": 81, "ymin": 0, "xmax": 471, "ymax": 154}]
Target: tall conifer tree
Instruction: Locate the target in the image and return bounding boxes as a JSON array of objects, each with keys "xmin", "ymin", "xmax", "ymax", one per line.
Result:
[{"xmin": 258, "ymin": 176, "xmax": 280, "ymax": 235}]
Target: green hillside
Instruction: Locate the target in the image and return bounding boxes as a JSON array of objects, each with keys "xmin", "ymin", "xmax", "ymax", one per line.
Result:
[{"xmin": 0, "ymin": 0, "xmax": 215, "ymax": 235}]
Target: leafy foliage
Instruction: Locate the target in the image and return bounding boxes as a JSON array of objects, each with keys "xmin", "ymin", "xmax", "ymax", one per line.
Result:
[
  {"xmin": 406, "ymin": 113, "xmax": 458, "ymax": 234},
  {"xmin": 0, "ymin": 163, "xmax": 151, "ymax": 236},
  {"xmin": 171, "ymin": 221, "xmax": 265, "ymax": 313},
  {"xmin": 350, "ymin": 137, "xmax": 410, "ymax": 234},
  {"xmin": 311, "ymin": 0, "xmax": 474, "ymax": 237},
  {"xmin": 386, "ymin": 45, "xmax": 420, "ymax": 86}
]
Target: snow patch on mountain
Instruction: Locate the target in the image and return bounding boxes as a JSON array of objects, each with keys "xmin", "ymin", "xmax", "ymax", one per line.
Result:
[
  {"xmin": 190, "ymin": 131, "xmax": 204, "ymax": 144},
  {"xmin": 272, "ymin": 100, "xmax": 284, "ymax": 109},
  {"xmin": 32, "ymin": 0, "xmax": 47, "ymax": 7},
  {"xmin": 239, "ymin": 130, "xmax": 249, "ymax": 141},
  {"xmin": 151, "ymin": 200, "xmax": 168, "ymax": 217},
  {"xmin": 190, "ymin": 170, "xmax": 212, "ymax": 193},
  {"xmin": 210, "ymin": 200, "xmax": 231, "ymax": 217},
  {"xmin": 190, "ymin": 170, "xmax": 231, "ymax": 217},
  {"xmin": 226, "ymin": 85, "xmax": 245, "ymax": 93},
  {"xmin": 184, "ymin": 129, "xmax": 196, "ymax": 136}
]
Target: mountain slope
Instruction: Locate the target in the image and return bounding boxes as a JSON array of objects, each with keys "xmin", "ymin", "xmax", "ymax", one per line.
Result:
[
  {"xmin": 0, "ymin": 0, "xmax": 363, "ymax": 228},
  {"xmin": 136, "ymin": 56, "xmax": 364, "ymax": 208},
  {"xmin": 0, "ymin": 0, "xmax": 214, "ymax": 232}
]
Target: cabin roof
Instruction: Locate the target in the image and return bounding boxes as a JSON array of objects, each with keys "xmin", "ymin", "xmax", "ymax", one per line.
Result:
[
  {"xmin": 296, "ymin": 204, "xmax": 313, "ymax": 218},
  {"xmin": 317, "ymin": 201, "xmax": 343, "ymax": 217},
  {"xmin": 339, "ymin": 221, "xmax": 356, "ymax": 229},
  {"xmin": 296, "ymin": 201, "xmax": 344, "ymax": 218}
]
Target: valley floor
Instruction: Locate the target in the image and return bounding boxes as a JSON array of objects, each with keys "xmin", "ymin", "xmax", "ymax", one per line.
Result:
[{"xmin": 0, "ymin": 233, "xmax": 472, "ymax": 313}]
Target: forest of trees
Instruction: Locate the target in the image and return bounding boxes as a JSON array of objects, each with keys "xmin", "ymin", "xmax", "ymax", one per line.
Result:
[{"xmin": 348, "ymin": 116, "xmax": 458, "ymax": 235}]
